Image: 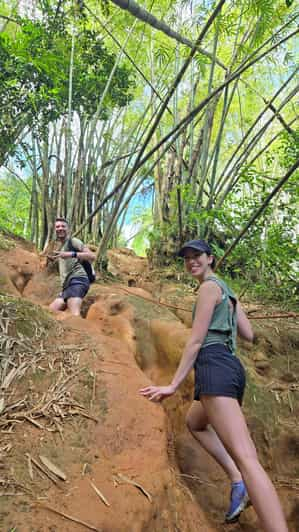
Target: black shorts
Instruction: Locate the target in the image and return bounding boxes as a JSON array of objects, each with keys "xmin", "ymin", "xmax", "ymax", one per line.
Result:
[
  {"xmin": 194, "ymin": 343, "xmax": 246, "ymax": 405},
  {"xmin": 60, "ymin": 277, "xmax": 90, "ymax": 302}
]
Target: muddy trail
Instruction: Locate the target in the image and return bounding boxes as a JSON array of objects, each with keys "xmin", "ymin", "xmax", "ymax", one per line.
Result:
[{"xmin": 0, "ymin": 233, "xmax": 298, "ymax": 532}]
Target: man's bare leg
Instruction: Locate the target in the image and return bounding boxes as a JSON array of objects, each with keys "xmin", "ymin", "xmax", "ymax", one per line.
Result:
[
  {"xmin": 67, "ymin": 297, "xmax": 83, "ymax": 316},
  {"xmin": 49, "ymin": 297, "xmax": 66, "ymax": 313}
]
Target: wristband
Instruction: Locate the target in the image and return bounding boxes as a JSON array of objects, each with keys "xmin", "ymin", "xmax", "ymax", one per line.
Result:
[{"xmin": 71, "ymin": 251, "xmax": 77, "ymax": 258}]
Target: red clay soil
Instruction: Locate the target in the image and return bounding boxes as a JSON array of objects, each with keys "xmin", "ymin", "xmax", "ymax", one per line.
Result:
[
  {"xmin": 1, "ymin": 238, "xmax": 298, "ymax": 532},
  {"xmin": 2, "ymin": 311, "xmax": 213, "ymax": 532}
]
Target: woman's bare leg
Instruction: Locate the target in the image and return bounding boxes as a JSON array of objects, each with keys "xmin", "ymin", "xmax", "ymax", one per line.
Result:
[
  {"xmin": 186, "ymin": 401, "xmax": 242, "ymax": 482},
  {"xmin": 201, "ymin": 395, "xmax": 288, "ymax": 532}
]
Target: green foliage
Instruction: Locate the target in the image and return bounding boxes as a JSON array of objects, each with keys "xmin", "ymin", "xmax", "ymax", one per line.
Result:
[
  {"xmin": 217, "ymin": 137, "xmax": 298, "ymax": 306},
  {"xmin": 277, "ymin": 129, "xmax": 299, "ymax": 169},
  {"xmin": 0, "ymin": 175, "xmax": 31, "ymax": 238},
  {"xmin": 152, "ymin": 133, "xmax": 298, "ymax": 306},
  {"xmin": 126, "ymin": 206, "xmax": 153, "ymax": 257},
  {"xmin": 221, "ymin": 224, "xmax": 298, "ymax": 307},
  {"xmin": 0, "ymin": 6, "xmax": 135, "ymax": 162},
  {"xmin": 0, "ymin": 0, "xmax": 297, "ymax": 311}
]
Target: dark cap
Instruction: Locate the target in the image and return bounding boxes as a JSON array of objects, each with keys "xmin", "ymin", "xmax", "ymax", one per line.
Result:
[{"xmin": 178, "ymin": 239, "xmax": 212, "ymax": 257}]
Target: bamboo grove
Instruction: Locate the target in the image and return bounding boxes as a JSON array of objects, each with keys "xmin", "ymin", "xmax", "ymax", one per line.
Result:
[{"xmin": 0, "ymin": 0, "xmax": 298, "ymax": 300}]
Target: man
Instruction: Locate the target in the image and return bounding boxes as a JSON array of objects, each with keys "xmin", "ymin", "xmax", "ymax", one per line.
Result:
[{"xmin": 49, "ymin": 218, "xmax": 96, "ymax": 316}]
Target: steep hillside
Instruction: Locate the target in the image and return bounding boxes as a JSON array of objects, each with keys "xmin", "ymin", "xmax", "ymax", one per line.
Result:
[{"xmin": 0, "ymin": 232, "xmax": 298, "ymax": 531}]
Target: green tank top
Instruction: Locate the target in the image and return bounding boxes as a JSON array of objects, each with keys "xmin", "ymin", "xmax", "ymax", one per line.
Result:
[{"xmin": 192, "ymin": 276, "xmax": 237, "ymax": 354}]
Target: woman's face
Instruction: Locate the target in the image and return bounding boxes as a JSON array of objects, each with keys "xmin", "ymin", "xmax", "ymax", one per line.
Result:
[{"xmin": 183, "ymin": 249, "xmax": 213, "ymax": 279}]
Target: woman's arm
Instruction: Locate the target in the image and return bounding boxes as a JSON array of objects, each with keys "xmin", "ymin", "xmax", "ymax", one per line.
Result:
[
  {"xmin": 236, "ymin": 302, "xmax": 254, "ymax": 342},
  {"xmin": 140, "ymin": 281, "xmax": 220, "ymax": 401},
  {"xmin": 170, "ymin": 281, "xmax": 220, "ymax": 389}
]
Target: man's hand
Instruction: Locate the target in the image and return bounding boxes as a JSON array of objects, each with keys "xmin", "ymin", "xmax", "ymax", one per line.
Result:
[
  {"xmin": 58, "ymin": 251, "xmax": 73, "ymax": 259},
  {"xmin": 139, "ymin": 384, "xmax": 176, "ymax": 402},
  {"xmin": 49, "ymin": 251, "xmax": 72, "ymax": 260}
]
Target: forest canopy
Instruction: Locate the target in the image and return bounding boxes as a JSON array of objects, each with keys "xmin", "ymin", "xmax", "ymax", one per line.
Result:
[{"xmin": 0, "ymin": 0, "xmax": 298, "ymax": 305}]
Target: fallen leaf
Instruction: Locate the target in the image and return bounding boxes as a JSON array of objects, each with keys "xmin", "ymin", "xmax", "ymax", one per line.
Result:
[{"xmin": 39, "ymin": 455, "xmax": 67, "ymax": 481}]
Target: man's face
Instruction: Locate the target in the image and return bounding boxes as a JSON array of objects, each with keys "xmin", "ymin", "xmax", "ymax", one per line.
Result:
[{"xmin": 55, "ymin": 220, "xmax": 69, "ymax": 241}]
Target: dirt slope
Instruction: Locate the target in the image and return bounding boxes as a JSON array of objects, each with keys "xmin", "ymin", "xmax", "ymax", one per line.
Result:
[{"xmin": 0, "ymin": 234, "xmax": 298, "ymax": 532}]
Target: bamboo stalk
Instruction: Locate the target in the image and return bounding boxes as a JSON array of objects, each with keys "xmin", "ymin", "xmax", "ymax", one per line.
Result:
[
  {"xmin": 34, "ymin": 502, "xmax": 101, "ymax": 531},
  {"xmin": 89, "ymin": 480, "xmax": 110, "ymax": 507}
]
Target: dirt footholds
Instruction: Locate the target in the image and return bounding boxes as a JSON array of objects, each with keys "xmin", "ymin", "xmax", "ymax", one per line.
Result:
[{"xmin": 0, "ymin": 239, "xmax": 298, "ymax": 531}]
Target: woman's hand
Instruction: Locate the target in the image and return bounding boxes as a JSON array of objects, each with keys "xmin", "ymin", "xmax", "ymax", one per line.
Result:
[{"xmin": 139, "ymin": 384, "xmax": 176, "ymax": 402}]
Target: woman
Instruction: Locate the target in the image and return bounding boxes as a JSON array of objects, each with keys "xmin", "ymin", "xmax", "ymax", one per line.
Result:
[{"xmin": 140, "ymin": 239, "xmax": 288, "ymax": 531}]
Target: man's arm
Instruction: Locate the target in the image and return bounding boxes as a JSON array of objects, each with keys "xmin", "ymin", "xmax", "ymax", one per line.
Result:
[
  {"xmin": 76, "ymin": 245, "xmax": 96, "ymax": 262},
  {"xmin": 54, "ymin": 242, "xmax": 96, "ymax": 262}
]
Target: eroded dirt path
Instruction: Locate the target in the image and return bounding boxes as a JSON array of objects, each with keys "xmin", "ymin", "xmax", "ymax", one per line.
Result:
[
  {"xmin": 137, "ymin": 311, "xmax": 299, "ymax": 532},
  {"xmin": 0, "ymin": 288, "xmax": 213, "ymax": 532},
  {"xmin": 1, "ymin": 238, "xmax": 298, "ymax": 531}
]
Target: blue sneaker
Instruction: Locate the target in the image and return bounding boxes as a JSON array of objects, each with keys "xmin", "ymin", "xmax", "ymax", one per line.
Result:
[{"xmin": 225, "ymin": 480, "xmax": 250, "ymax": 523}]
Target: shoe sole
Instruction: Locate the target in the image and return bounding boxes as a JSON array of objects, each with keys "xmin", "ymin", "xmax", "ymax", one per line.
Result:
[{"xmin": 225, "ymin": 495, "xmax": 251, "ymax": 523}]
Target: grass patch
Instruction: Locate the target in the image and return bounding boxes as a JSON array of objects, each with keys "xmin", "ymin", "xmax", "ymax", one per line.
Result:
[
  {"xmin": 0, "ymin": 294, "xmax": 55, "ymax": 339},
  {"xmin": 0, "ymin": 234, "xmax": 15, "ymax": 251}
]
